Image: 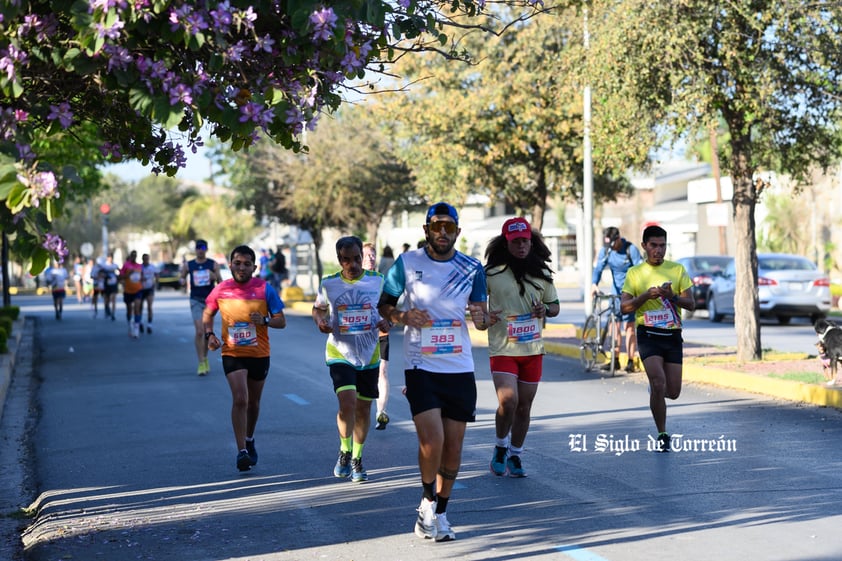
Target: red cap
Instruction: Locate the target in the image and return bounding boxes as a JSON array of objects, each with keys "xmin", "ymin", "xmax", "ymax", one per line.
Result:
[{"xmin": 502, "ymin": 217, "xmax": 531, "ymax": 241}]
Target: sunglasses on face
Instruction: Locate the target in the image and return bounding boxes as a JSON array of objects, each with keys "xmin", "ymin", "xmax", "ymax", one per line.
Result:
[{"xmin": 426, "ymin": 221, "xmax": 458, "ymax": 234}]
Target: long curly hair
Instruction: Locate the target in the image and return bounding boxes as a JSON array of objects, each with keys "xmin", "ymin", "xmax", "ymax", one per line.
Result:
[{"xmin": 484, "ymin": 230, "xmax": 554, "ymax": 297}]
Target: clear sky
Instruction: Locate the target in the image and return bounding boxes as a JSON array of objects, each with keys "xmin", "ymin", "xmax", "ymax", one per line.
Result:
[{"xmin": 101, "ymin": 145, "xmax": 213, "ymax": 183}]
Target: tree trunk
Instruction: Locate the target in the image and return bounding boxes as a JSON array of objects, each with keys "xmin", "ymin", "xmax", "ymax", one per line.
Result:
[
  {"xmin": 730, "ymin": 143, "xmax": 762, "ymax": 361},
  {"xmin": 531, "ymin": 164, "xmax": 548, "ymax": 231}
]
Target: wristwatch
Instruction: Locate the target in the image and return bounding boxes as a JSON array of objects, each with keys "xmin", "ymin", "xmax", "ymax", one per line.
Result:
[
  {"xmin": 263, "ymin": 316, "xmax": 270, "ymax": 326},
  {"xmin": 204, "ymin": 332, "xmax": 215, "ymax": 340}
]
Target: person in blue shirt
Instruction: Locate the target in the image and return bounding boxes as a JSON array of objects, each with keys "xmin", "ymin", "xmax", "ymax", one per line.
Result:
[{"xmin": 591, "ymin": 226, "xmax": 643, "ymax": 372}]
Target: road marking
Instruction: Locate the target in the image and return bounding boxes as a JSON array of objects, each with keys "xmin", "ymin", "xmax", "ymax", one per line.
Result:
[
  {"xmin": 284, "ymin": 393, "xmax": 309, "ymax": 405},
  {"xmin": 556, "ymin": 544, "xmax": 610, "ymax": 561}
]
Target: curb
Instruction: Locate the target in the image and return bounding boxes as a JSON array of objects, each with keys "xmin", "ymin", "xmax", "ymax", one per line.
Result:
[{"xmin": 0, "ymin": 318, "xmax": 26, "ymax": 422}]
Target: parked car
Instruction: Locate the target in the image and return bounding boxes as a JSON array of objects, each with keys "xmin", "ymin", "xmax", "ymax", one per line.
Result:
[
  {"xmin": 156, "ymin": 262, "xmax": 182, "ymax": 290},
  {"xmin": 707, "ymin": 253, "xmax": 831, "ymax": 324},
  {"xmin": 676, "ymin": 255, "xmax": 734, "ymax": 316}
]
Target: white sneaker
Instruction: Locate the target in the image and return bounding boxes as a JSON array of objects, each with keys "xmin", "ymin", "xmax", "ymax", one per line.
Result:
[
  {"xmin": 434, "ymin": 512, "xmax": 455, "ymax": 542},
  {"xmin": 414, "ymin": 498, "xmax": 437, "ymax": 539}
]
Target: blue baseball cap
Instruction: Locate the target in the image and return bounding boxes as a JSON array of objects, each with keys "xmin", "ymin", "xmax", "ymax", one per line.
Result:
[{"xmin": 426, "ymin": 202, "xmax": 459, "ymax": 225}]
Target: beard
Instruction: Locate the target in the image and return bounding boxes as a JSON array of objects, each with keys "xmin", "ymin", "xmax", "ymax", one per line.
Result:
[{"xmin": 426, "ymin": 234, "xmax": 456, "ymax": 256}]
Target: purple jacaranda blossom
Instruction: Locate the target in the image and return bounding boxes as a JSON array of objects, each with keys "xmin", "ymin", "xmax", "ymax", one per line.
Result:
[
  {"xmin": 210, "ymin": 1, "xmax": 233, "ymax": 28},
  {"xmin": 231, "ymin": 6, "xmax": 257, "ymax": 32},
  {"xmin": 19, "ymin": 14, "xmax": 40, "ymax": 36},
  {"xmin": 15, "ymin": 109, "xmax": 27, "ymax": 122},
  {"xmin": 285, "ymin": 106, "xmax": 305, "ymax": 135},
  {"xmin": 397, "ymin": 0, "xmax": 411, "ymax": 7},
  {"xmin": 99, "ymin": 142, "xmax": 122, "ymax": 159},
  {"xmin": 188, "ymin": 136, "xmax": 204, "ymax": 154},
  {"xmin": 301, "ymin": 86, "xmax": 318, "ymax": 108},
  {"xmin": 169, "ymin": 83, "xmax": 193, "ymax": 105},
  {"xmin": 0, "ymin": 56, "xmax": 15, "ymax": 81},
  {"xmin": 239, "ymin": 102, "xmax": 262, "ymax": 123},
  {"xmin": 16, "ymin": 143, "xmax": 35, "ymax": 162},
  {"xmin": 310, "ymin": 7, "xmax": 338, "ymax": 42},
  {"xmin": 254, "ymin": 34, "xmax": 275, "ymax": 53},
  {"xmin": 0, "ymin": 44, "xmax": 29, "ymax": 81},
  {"xmin": 42, "ymin": 233, "xmax": 69, "ymax": 264},
  {"xmin": 89, "ymin": 0, "xmax": 128, "ymax": 12},
  {"xmin": 226, "ymin": 41, "xmax": 247, "ymax": 62},
  {"xmin": 32, "ymin": 171, "xmax": 59, "ymax": 200},
  {"xmin": 104, "ymin": 45, "xmax": 132, "ymax": 72},
  {"xmin": 95, "ymin": 18, "xmax": 124, "ymax": 40},
  {"xmin": 47, "ymin": 102, "xmax": 73, "ymax": 129},
  {"xmin": 341, "ymin": 51, "xmax": 365, "ymax": 74}
]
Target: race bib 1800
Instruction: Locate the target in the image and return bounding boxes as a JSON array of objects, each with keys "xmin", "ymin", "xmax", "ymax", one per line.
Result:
[
  {"xmin": 506, "ymin": 313, "xmax": 541, "ymax": 343},
  {"xmin": 421, "ymin": 319, "xmax": 462, "ymax": 355}
]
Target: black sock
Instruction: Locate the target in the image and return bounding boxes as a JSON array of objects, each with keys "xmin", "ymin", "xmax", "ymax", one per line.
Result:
[
  {"xmin": 422, "ymin": 481, "xmax": 436, "ymax": 502},
  {"xmin": 435, "ymin": 496, "xmax": 449, "ymax": 514}
]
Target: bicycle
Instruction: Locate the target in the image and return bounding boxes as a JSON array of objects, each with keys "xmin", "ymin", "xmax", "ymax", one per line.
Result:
[{"xmin": 580, "ymin": 292, "xmax": 622, "ymax": 377}]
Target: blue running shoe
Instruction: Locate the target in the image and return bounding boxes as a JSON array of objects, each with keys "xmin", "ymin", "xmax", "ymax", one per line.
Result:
[
  {"xmin": 236, "ymin": 450, "xmax": 251, "ymax": 472},
  {"xmin": 351, "ymin": 458, "xmax": 368, "ymax": 483},
  {"xmin": 334, "ymin": 451, "xmax": 351, "ymax": 478},
  {"xmin": 506, "ymin": 455, "xmax": 526, "ymax": 478},
  {"xmin": 490, "ymin": 446, "xmax": 507, "ymax": 476},
  {"xmin": 245, "ymin": 439, "xmax": 258, "ymax": 466}
]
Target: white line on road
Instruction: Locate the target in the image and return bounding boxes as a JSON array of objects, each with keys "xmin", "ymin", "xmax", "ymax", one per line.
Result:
[{"xmin": 284, "ymin": 393, "xmax": 310, "ymax": 405}]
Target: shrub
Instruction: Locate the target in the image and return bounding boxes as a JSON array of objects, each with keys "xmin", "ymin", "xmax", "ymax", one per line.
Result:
[{"xmin": 0, "ymin": 306, "xmax": 20, "ymax": 321}]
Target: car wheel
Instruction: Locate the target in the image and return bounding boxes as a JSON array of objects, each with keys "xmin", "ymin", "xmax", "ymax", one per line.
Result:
[
  {"xmin": 776, "ymin": 316, "xmax": 791, "ymax": 325},
  {"xmin": 708, "ymin": 295, "xmax": 723, "ymax": 323}
]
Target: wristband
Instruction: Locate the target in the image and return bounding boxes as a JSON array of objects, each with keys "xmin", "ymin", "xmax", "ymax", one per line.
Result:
[
  {"xmin": 204, "ymin": 332, "xmax": 215, "ymax": 340},
  {"xmin": 263, "ymin": 316, "xmax": 270, "ymax": 326}
]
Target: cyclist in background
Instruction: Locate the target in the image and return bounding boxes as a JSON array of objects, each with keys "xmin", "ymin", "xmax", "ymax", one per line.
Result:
[{"xmin": 591, "ymin": 226, "xmax": 643, "ymax": 373}]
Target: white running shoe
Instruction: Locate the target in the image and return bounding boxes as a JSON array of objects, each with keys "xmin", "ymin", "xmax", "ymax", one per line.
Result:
[
  {"xmin": 434, "ymin": 512, "xmax": 455, "ymax": 542},
  {"xmin": 414, "ymin": 498, "xmax": 437, "ymax": 539}
]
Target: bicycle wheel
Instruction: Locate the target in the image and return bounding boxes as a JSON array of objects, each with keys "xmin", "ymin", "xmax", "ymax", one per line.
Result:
[
  {"xmin": 580, "ymin": 315, "xmax": 599, "ymax": 371},
  {"xmin": 602, "ymin": 315, "xmax": 618, "ymax": 377}
]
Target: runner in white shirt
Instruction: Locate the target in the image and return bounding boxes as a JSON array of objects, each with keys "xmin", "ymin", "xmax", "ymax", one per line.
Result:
[
  {"xmin": 313, "ymin": 236, "xmax": 390, "ymax": 483},
  {"xmin": 139, "ymin": 253, "xmax": 158, "ymax": 334},
  {"xmin": 378, "ymin": 202, "xmax": 488, "ymax": 543},
  {"xmin": 46, "ymin": 263, "xmax": 69, "ymax": 320}
]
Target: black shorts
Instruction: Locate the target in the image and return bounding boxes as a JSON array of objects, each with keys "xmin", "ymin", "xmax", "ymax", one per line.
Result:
[
  {"xmin": 636, "ymin": 326, "xmax": 683, "ymax": 364},
  {"xmin": 329, "ymin": 363, "xmax": 379, "ymax": 400},
  {"xmin": 222, "ymin": 356, "xmax": 270, "ymax": 381},
  {"xmin": 140, "ymin": 288, "xmax": 155, "ymax": 299},
  {"xmin": 379, "ymin": 334, "xmax": 389, "ymax": 362},
  {"xmin": 404, "ymin": 368, "xmax": 477, "ymax": 422},
  {"xmin": 123, "ymin": 292, "xmax": 142, "ymax": 304}
]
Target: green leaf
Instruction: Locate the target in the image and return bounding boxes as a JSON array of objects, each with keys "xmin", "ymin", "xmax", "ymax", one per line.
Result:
[
  {"xmin": 29, "ymin": 248, "xmax": 50, "ymax": 276},
  {"xmin": 6, "ymin": 184, "xmax": 28, "ymax": 214}
]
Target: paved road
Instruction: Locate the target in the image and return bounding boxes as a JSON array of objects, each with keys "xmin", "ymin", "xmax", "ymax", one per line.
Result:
[{"xmin": 3, "ymin": 291, "xmax": 842, "ymax": 560}]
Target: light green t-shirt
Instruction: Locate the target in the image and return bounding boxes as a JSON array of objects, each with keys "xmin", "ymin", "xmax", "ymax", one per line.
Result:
[
  {"xmin": 486, "ymin": 265, "xmax": 559, "ymax": 357},
  {"xmin": 622, "ymin": 260, "xmax": 692, "ymax": 329}
]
